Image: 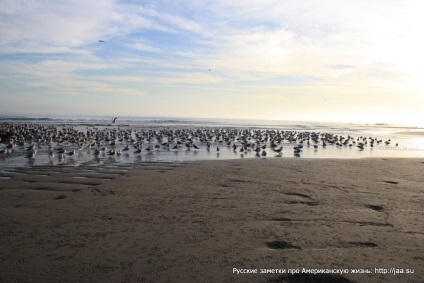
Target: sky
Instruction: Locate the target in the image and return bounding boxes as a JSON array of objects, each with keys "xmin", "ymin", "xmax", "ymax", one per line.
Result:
[{"xmin": 1, "ymin": 0, "xmax": 423, "ymax": 126}]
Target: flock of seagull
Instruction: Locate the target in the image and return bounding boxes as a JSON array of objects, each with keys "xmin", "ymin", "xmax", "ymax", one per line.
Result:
[{"xmin": 0, "ymin": 123, "xmax": 397, "ymax": 163}]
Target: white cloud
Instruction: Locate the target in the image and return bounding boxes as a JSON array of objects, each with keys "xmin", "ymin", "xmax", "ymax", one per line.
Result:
[
  {"xmin": 128, "ymin": 41, "xmax": 161, "ymax": 52},
  {"xmin": 0, "ymin": 0, "xmax": 173, "ymax": 55},
  {"xmin": 1, "ymin": 1, "xmax": 112, "ymax": 48},
  {"xmin": 1, "ymin": 0, "xmax": 423, "ymax": 123}
]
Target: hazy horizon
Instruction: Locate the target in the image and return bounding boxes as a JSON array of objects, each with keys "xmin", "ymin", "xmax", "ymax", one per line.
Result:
[
  {"xmin": 1, "ymin": 113, "xmax": 422, "ymax": 128},
  {"xmin": 1, "ymin": 1, "xmax": 423, "ymax": 126}
]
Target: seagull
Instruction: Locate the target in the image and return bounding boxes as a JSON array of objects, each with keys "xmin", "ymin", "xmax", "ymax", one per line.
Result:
[
  {"xmin": 207, "ymin": 69, "xmax": 211, "ymax": 71},
  {"xmin": 28, "ymin": 149, "xmax": 37, "ymax": 159},
  {"xmin": 112, "ymin": 117, "xmax": 118, "ymax": 123},
  {"xmin": 274, "ymin": 146, "xmax": 283, "ymax": 153},
  {"xmin": 94, "ymin": 148, "xmax": 102, "ymax": 156},
  {"xmin": 59, "ymin": 153, "xmax": 65, "ymax": 162},
  {"xmin": 98, "ymin": 40, "xmax": 105, "ymax": 43}
]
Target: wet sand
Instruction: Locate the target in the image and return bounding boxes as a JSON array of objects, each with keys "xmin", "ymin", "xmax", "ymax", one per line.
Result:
[{"xmin": 0, "ymin": 158, "xmax": 423, "ymax": 282}]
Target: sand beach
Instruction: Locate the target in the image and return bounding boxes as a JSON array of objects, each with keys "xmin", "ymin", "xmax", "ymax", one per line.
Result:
[
  {"xmin": 3, "ymin": 0, "xmax": 424, "ymax": 281},
  {"xmin": 0, "ymin": 158, "xmax": 423, "ymax": 282}
]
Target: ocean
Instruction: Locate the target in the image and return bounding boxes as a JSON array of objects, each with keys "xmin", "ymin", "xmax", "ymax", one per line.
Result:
[{"xmin": 1, "ymin": 115, "xmax": 423, "ymax": 169}]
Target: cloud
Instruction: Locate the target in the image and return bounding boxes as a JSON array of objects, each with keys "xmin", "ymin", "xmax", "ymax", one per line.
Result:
[
  {"xmin": 0, "ymin": 0, "xmax": 174, "ymax": 55},
  {"xmin": 1, "ymin": 0, "xmax": 423, "ymax": 123},
  {"xmin": 127, "ymin": 41, "xmax": 161, "ymax": 52},
  {"xmin": 1, "ymin": 1, "xmax": 112, "ymax": 49}
]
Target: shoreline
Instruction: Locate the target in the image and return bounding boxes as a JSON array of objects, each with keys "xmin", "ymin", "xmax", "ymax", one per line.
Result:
[
  {"xmin": 2, "ymin": 122, "xmax": 424, "ymax": 169},
  {"xmin": 1, "ymin": 158, "xmax": 423, "ymax": 282},
  {"xmin": 2, "ymin": 155, "xmax": 424, "ymax": 172}
]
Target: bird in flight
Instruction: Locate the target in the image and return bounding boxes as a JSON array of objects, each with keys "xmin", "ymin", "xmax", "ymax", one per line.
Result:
[
  {"xmin": 207, "ymin": 69, "xmax": 211, "ymax": 71},
  {"xmin": 98, "ymin": 40, "xmax": 105, "ymax": 43},
  {"xmin": 112, "ymin": 117, "xmax": 118, "ymax": 123}
]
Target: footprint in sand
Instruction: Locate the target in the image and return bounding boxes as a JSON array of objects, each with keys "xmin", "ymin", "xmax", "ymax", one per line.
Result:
[
  {"xmin": 346, "ymin": 242, "xmax": 378, "ymax": 248},
  {"xmin": 284, "ymin": 192, "xmax": 320, "ymax": 206},
  {"xmin": 288, "ymin": 201, "xmax": 319, "ymax": 206},
  {"xmin": 273, "ymin": 218, "xmax": 291, "ymax": 222},
  {"xmin": 366, "ymin": 204, "xmax": 384, "ymax": 211},
  {"xmin": 266, "ymin": 240, "xmax": 300, "ymax": 250},
  {"xmin": 284, "ymin": 192, "xmax": 314, "ymax": 200},
  {"xmin": 383, "ymin": 180, "xmax": 398, "ymax": 184},
  {"xmin": 55, "ymin": 195, "xmax": 67, "ymax": 200}
]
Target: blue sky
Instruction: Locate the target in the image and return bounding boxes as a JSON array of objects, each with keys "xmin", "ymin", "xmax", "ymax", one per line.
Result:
[{"xmin": 1, "ymin": 0, "xmax": 423, "ymax": 125}]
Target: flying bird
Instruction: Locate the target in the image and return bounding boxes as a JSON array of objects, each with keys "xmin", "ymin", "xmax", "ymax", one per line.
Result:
[
  {"xmin": 207, "ymin": 69, "xmax": 211, "ymax": 71},
  {"xmin": 112, "ymin": 117, "xmax": 118, "ymax": 123},
  {"xmin": 98, "ymin": 40, "xmax": 105, "ymax": 43}
]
